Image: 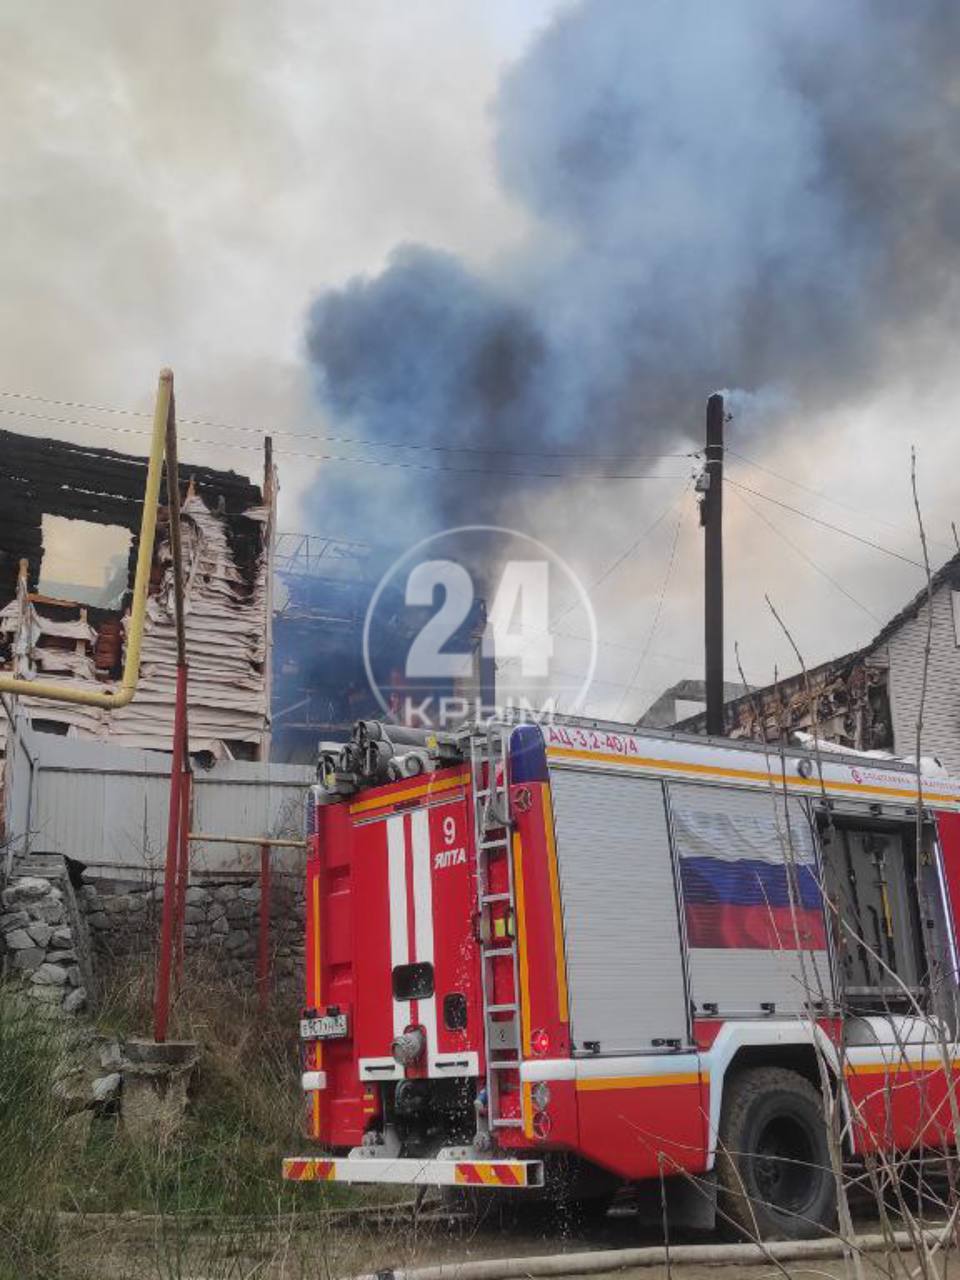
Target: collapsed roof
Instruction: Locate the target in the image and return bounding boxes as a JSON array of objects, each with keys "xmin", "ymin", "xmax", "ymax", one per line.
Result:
[{"xmin": 0, "ymin": 428, "xmax": 275, "ymax": 759}]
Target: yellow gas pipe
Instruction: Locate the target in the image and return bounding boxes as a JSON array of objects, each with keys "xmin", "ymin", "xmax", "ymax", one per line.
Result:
[{"xmin": 0, "ymin": 368, "xmax": 172, "ymax": 708}]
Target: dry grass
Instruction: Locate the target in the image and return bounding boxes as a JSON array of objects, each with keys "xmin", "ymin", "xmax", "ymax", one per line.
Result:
[
  {"xmin": 0, "ymin": 988, "xmax": 66, "ymax": 1279},
  {"xmin": 66, "ymin": 951, "xmax": 345, "ymax": 1218},
  {"xmin": 0, "ymin": 956, "xmax": 364, "ymax": 1278}
]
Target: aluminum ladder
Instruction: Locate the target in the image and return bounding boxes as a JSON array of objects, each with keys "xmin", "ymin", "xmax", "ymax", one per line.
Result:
[{"xmin": 468, "ymin": 723, "xmax": 523, "ymax": 1130}]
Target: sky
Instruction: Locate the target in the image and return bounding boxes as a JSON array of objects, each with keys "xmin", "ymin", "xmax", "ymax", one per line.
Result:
[{"xmin": 3, "ymin": 1, "xmax": 959, "ymax": 723}]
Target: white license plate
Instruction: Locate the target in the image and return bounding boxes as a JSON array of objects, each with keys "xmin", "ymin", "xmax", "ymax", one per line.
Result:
[{"xmin": 300, "ymin": 1013, "xmax": 348, "ymax": 1040}]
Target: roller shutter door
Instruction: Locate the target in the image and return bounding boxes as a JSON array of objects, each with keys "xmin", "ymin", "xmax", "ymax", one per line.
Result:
[{"xmin": 549, "ymin": 767, "xmax": 689, "ymax": 1053}]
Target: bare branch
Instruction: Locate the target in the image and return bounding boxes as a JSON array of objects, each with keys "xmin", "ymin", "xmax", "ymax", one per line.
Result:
[
  {"xmin": 911, "ymin": 446, "xmax": 960, "ymax": 1252},
  {"xmin": 765, "ymin": 594, "xmax": 829, "ymax": 806},
  {"xmin": 911, "ymin": 447, "xmax": 934, "ymax": 813}
]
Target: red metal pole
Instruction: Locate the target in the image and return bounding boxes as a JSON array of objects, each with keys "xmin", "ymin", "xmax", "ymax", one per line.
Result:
[
  {"xmin": 258, "ymin": 841, "xmax": 271, "ymax": 1014},
  {"xmin": 174, "ymin": 761, "xmax": 192, "ymax": 982},
  {"xmin": 154, "ymin": 662, "xmax": 188, "ymax": 1042}
]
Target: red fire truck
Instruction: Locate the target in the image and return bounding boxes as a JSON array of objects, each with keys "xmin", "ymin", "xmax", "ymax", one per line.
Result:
[{"xmin": 283, "ymin": 717, "xmax": 960, "ymax": 1239}]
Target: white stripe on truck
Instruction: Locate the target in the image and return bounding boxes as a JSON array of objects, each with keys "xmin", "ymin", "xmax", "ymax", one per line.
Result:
[
  {"xmin": 387, "ymin": 813, "xmax": 409, "ymax": 1039},
  {"xmin": 411, "ymin": 806, "xmax": 439, "ymax": 1070}
]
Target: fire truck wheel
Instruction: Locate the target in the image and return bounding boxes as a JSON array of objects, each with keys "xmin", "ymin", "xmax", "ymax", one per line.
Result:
[{"xmin": 715, "ymin": 1066, "xmax": 836, "ymax": 1241}]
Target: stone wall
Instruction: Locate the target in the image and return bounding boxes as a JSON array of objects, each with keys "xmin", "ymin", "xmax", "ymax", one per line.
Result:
[
  {"xmin": 1, "ymin": 866, "xmax": 94, "ymax": 1015},
  {"xmin": 81, "ymin": 872, "xmax": 306, "ymax": 993},
  {"xmin": 1, "ymin": 859, "xmax": 306, "ymax": 1012}
]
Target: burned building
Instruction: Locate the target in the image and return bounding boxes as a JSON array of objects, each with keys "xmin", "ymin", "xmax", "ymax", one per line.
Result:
[
  {"xmin": 676, "ymin": 551, "xmax": 960, "ymax": 774},
  {"xmin": 271, "ymin": 534, "xmax": 493, "ymax": 764},
  {"xmin": 271, "ymin": 537, "xmax": 383, "ymax": 761},
  {"xmin": 0, "ymin": 428, "xmax": 275, "ymax": 759},
  {"xmin": 637, "ymin": 677, "xmax": 747, "ymax": 730}
]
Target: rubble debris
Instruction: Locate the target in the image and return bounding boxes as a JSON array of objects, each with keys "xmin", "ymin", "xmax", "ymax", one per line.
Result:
[
  {"xmin": 90, "ymin": 1072, "xmax": 121, "ymax": 1104},
  {"xmin": 674, "ymin": 648, "xmax": 893, "ymax": 750},
  {"xmin": 52, "ymin": 1032, "xmax": 125, "ymax": 1112}
]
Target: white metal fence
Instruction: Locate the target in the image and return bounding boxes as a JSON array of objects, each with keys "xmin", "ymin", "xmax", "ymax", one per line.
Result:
[{"xmin": 2, "ymin": 711, "xmax": 313, "ymax": 879}]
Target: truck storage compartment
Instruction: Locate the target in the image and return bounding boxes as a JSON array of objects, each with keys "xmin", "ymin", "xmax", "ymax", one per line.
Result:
[
  {"xmin": 549, "ymin": 768, "xmax": 689, "ymax": 1052},
  {"xmin": 818, "ymin": 812, "xmax": 925, "ymax": 1008}
]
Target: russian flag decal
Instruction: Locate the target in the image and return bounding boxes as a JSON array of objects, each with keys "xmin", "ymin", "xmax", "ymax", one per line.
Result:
[
  {"xmin": 680, "ymin": 858, "xmax": 825, "ymax": 949},
  {"xmin": 670, "ymin": 796, "xmax": 826, "ymax": 952}
]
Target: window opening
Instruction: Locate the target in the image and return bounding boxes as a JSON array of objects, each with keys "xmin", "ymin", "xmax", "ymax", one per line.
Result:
[{"xmin": 38, "ymin": 516, "xmax": 131, "ymax": 609}]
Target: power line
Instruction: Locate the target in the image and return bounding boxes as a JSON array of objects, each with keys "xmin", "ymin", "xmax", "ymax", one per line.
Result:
[
  {"xmin": 730, "ymin": 486, "xmax": 883, "ymax": 625},
  {"xmin": 727, "ymin": 448, "xmax": 955, "ymax": 554},
  {"xmin": 546, "ymin": 667, "xmax": 678, "ymax": 695},
  {"xmin": 553, "ymin": 629, "xmax": 702, "ymax": 667},
  {"xmin": 0, "ymin": 388, "xmax": 697, "ymax": 464},
  {"xmin": 0, "ymin": 406, "xmax": 688, "ymax": 483},
  {"xmin": 614, "ymin": 491, "xmax": 689, "ymax": 718},
  {"xmin": 725, "ymin": 478, "xmax": 924, "ymax": 569},
  {"xmin": 495, "ymin": 480, "xmax": 694, "ymax": 672},
  {"xmin": 556, "ymin": 486, "xmax": 689, "ymax": 616}
]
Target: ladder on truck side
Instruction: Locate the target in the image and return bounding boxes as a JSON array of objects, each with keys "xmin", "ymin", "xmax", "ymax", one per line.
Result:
[{"xmin": 467, "ymin": 723, "xmax": 523, "ymax": 1132}]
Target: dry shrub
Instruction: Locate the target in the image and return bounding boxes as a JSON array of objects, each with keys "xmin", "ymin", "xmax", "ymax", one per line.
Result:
[{"xmin": 69, "ymin": 948, "xmax": 323, "ymax": 1219}]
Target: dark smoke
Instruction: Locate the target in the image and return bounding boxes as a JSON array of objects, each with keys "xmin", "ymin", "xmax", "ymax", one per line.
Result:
[
  {"xmin": 304, "ymin": 0, "xmax": 960, "ymax": 542},
  {"xmin": 310, "ymin": 245, "xmax": 546, "ymax": 469}
]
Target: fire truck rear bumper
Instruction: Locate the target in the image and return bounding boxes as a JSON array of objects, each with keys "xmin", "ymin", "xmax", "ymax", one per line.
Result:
[{"xmin": 282, "ymin": 1156, "xmax": 544, "ymax": 1188}]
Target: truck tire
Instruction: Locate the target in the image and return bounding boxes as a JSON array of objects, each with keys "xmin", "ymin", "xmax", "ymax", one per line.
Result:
[{"xmin": 716, "ymin": 1066, "xmax": 837, "ymax": 1241}]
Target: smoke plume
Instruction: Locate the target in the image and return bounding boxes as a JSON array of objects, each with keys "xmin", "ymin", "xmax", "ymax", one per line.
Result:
[{"xmin": 304, "ymin": 0, "xmax": 960, "ymax": 542}]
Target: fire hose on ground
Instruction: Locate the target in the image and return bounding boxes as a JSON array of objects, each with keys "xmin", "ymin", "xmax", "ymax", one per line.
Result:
[{"xmin": 349, "ymin": 1225, "xmax": 954, "ymax": 1280}]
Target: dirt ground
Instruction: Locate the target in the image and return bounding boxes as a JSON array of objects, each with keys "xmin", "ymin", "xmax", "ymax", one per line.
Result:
[
  {"xmin": 64, "ymin": 1204, "xmax": 958, "ymax": 1280},
  {"xmin": 69, "ymin": 1209, "xmax": 631, "ymax": 1279}
]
